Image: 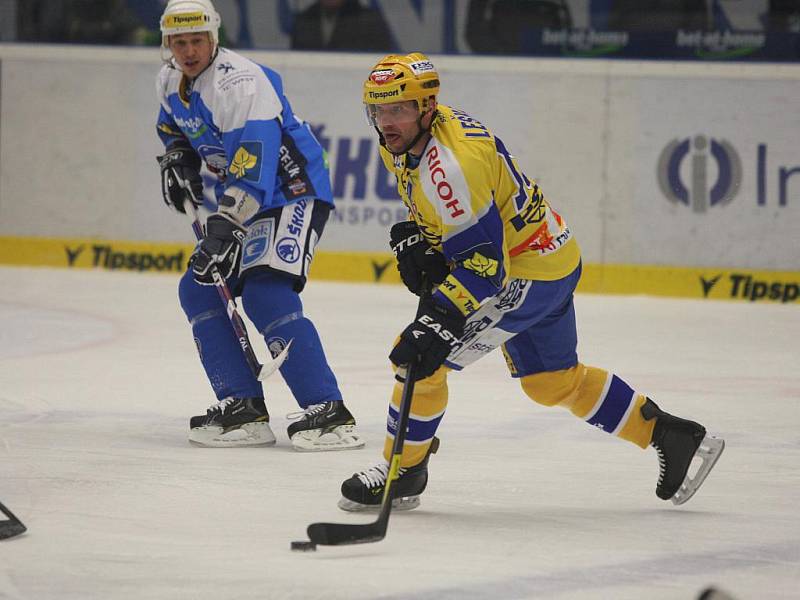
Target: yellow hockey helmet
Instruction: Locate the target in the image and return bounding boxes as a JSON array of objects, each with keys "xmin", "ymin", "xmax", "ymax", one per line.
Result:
[{"xmin": 363, "ymin": 52, "xmax": 440, "ymax": 113}]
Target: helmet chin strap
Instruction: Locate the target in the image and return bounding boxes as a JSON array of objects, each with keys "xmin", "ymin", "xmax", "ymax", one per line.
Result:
[
  {"xmin": 193, "ymin": 45, "xmax": 219, "ymax": 78},
  {"xmin": 378, "ymin": 109, "xmax": 438, "ymax": 157}
]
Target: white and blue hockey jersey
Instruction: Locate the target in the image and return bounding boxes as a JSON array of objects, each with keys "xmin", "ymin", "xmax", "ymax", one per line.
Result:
[{"xmin": 156, "ymin": 48, "xmax": 332, "ymax": 213}]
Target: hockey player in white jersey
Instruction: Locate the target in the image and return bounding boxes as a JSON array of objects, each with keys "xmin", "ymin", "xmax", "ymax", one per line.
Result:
[
  {"xmin": 155, "ymin": 0, "xmax": 363, "ymax": 451},
  {"xmin": 337, "ymin": 53, "xmax": 724, "ymax": 511}
]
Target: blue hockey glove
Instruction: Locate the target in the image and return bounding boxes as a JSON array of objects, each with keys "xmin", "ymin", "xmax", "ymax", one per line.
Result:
[
  {"xmin": 389, "ymin": 221, "xmax": 450, "ymax": 296},
  {"xmin": 389, "ymin": 296, "xmax": 466, "ymax": 381},
  {"xmin": 157, "ymin": 140, "xmax": 203, "ymax": 214},
  {"xmin": 191, "ymin": 212, "xmax": 246, "ymax": 285}
]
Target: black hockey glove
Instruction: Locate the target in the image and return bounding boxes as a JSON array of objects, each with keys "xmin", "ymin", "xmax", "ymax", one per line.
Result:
[
  {"xmin": 191, "ymin": 212, "xmax": 247, "ymax": 285},
  {"xmin": 389, "ymin": 220, "xmax": 450, "ymax": 296},
  {"xmin": 389, "ymin": 296, "xmax": 466, "ymax": 381},
  {"xmin": 157, "ymin": 140, "xmax": 203, "ymax": 214}
]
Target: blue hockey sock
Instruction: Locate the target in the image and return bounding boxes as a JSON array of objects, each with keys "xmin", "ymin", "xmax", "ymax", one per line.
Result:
[
  {"xmin": 178, "ymin": 272, "xmax": 262, "ymax": 400},
  {"xmin": 241, "ymin": 273, "xmax": 342, "ymax": 409}
]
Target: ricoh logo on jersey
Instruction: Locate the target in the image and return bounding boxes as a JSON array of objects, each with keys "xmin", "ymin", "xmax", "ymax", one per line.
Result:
[
  {"xmin": 425, "ymin": 146, "xmax": 465, "ymax": 219},
  {"xmin": 657, "ymin": 136, "xmax": 798, "ymax": 210}
]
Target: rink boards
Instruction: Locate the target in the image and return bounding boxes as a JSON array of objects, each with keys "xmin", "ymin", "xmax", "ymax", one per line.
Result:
[
  {"xmin": 1, "ymin": 235, "xmax": 797, "ymax": 303},
  {"xmin": 0, "ymin": 45, "xmax": 798, "ymax": 301}
]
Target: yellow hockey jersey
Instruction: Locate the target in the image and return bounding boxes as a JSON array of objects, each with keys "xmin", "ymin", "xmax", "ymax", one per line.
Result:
[{"xmin": 379, "ymin": 104, "xmax": 581, "ymax": 316}]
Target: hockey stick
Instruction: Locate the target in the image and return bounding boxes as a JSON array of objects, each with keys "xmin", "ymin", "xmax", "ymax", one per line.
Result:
[
  {"xmin": 181, "ymin": 181, "xmax": 290, "ymax": 381},
  {"xmin": 0, "ymin": 501, "xmax": 27, "ymax": 540},
  {"xmin": 305, "ymin": 359, "xmax": 419, "ymax": 546}
]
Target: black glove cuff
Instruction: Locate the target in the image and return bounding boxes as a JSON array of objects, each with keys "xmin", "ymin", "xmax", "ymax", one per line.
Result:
[
  {"xmin": 204, "ymin": 214, "xmax": 246, "ymax": 247},
  {"xmin": 419, "ymin": 295, "xmax": 466, "ymax": 333}
]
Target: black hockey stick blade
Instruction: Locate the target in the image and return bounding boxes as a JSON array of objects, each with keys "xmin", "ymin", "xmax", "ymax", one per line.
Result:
[
  {"xmin": 306, "ymin": 518, "xmax": 387, "ymax": 546},
  {"xmin": 0, "ymin": 502, "xmax": 27, "ymax": 540},
  {"xmin": 306, "ymin": 361, "xmax": 418, "ymax": 546},
  {"xmin": 307, "ymin": 497, "xmax": 392, "ymax": 546}
]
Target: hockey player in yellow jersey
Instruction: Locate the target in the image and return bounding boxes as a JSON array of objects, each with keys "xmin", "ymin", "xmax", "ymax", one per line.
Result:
[{"xmin": 338, "ymin": 53, "xmax": 724, "ymax": 512}]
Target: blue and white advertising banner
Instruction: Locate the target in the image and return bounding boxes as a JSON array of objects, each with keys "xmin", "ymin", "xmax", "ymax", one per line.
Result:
[
  {"xmin": 612, "ymin": 75, "xmax": 800, "ymax": 269},
  {"xmin": 0, "ymin": 46, "xmax": 797, "ymax": 271}
]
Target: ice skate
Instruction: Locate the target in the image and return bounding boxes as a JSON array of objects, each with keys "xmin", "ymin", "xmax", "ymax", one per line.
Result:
[
  {"xmin": 189, "ymin": 397, "xmax": 276, "ymax": 448},
  {"xmin": 642, "ymin": 399, "xmax": 725, "ymax": 505},
  {"xmin": 286, "ymin": 401, "xmax": 364, "ymax": 452},
  {"xmin": 338, "ymin": 437, "xmax": 439, "ymax": 512}
]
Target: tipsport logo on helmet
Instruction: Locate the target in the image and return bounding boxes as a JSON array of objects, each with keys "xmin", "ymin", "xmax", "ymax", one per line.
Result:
[
  {"xmin": 367, "ymin": 89, "xmax": 401, "ymax": 101},
  {"xmin": 163, "ymin": 12, "xmax": 206, "ymax": 29},
  {"xmin": 657, "ymin": 135, "xmax": 742, "ymax": 213}
]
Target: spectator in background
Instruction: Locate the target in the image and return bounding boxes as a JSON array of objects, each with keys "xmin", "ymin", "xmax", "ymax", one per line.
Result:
[
  {"xmin": 606, "ymin": 0, "xmax": 710, "ymax": 31},
  {"xmin": 16, "ymin": 0, "xmax": 144, "ymax": 44},
  {"xmin": 466, "ymin": 0, "xmax": 572, "ymax": 54},
  {"xmin": 767, "ymin": 0, "xmax": 800, "ymax": 31},
  {"xmin": 291, "ymin": 0, "xmax": 393, "ymax": 51},
  {"xmin": 713, "ymin": 0, "xmax": 768, "ymax": 30}
]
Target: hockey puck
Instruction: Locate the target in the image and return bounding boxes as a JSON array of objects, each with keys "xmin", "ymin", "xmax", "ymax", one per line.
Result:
[{"xmin": 290, "ymin": 540, "xmax": 317, "ymax": 552}]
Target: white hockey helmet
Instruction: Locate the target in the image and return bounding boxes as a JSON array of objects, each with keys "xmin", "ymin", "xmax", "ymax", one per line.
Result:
[{"xmin": 160, "ymin": 0, "xmax": 222, "ymax": 48}]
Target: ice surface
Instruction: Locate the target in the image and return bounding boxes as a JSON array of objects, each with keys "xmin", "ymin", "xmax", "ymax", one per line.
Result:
[{"xmin": 1, "ymin": 266, "xmax": 798, "ymax": 599}]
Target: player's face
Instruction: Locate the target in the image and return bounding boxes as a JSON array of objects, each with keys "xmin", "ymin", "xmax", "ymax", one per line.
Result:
[
  {"xmin": 168, "ymin": 33, "xmax": 214, "ymax": 78},
  {"xmin": 367, "ymin": 100, "xmax": 424, "ymax": 154}
]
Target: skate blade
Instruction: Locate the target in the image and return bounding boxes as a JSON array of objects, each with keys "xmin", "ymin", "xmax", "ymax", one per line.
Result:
[
  {"xmin": 671, "ymin": 435, "xmax": 725, "ymax": 505},
  {"xmin": 290, "ymin": 425, "xmax": 365, "ymax": 452},
  {"xmin": 189, "ymin": 422, "xmax": 277, "ymax": 448},
  {"xmin": 337, "ymin": 495, "xmax": 421, "ymax": 512}
]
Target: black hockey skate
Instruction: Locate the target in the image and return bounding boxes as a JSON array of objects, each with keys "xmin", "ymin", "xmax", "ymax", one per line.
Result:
[
  {"xmin": 286, "ymin": 401, "xmax": 364, "ymax": 452},
  {"xmin": 641, "ymin": 399, "xmax": 725, "ymax": 505},
  {"xmin": 189, "ymin": 397, "xmax": 276, "ymax": 448},
  {"xmin": 338, "ymin": 437, "xmax": 440, "ymax": 512}
]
